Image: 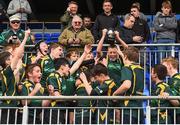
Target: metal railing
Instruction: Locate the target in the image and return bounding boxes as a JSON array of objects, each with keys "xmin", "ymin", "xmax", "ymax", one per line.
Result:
[{"xmin": 0, "ymin": 96, "xmax": 179, "ymax": 124}]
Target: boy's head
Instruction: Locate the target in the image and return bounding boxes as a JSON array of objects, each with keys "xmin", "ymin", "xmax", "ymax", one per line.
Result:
[
  {"xmin": 54, "ymin": 58, "xmax": 70, "ymax": 76},
  {"xmin": 123, "ymin": 46, "xmax": 139, "ymax": 63},
  {"xmin": 92, "ymin": 63, "xmax": 108, "ymax": 83},
  {"xmin": 107, "ymin": 44, "xmax": 118, "ymax": 61},
  {"xmin": 35, "ymin": 40, "xmax": 48, "ymax": 56},
  {"xmin": 25, "ymin": 64, "xmax": 42, "ymax": 83},
  {"xmin": 66, "ymin": 49, "xmax": 79, "ymax": 62},
  {"xmin": 151, "ymin": 64, "xmax": 167, "ymax": 82},
  {"xmin": 161, "ymin": 57, "xmax": 178, "ymax": 76},
  {"xmin": 0, "ymin": 51, "xmax": 12, "ymax": 69},
  {"xmin": 49, "ymin": 43, "xmax": 63, "ymax": 59}
]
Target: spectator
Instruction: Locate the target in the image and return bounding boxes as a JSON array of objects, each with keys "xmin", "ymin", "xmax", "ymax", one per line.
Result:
[
  {"xmin": 154, "ymin": 0, "xmax": 177, "ymax": 60},
  {"xmin": 0, "ymin": 29, "xmax": 30, "ymax": 124},
  {"xmin": 115, "ymin": 14, "xmax": 142, "ymax": 44},
  {"xmin": 161, "ymin": 57, "xmax": 180, "ymax": 124},
  {"xmin": 59, "ymin": 15, "xmax": 94, "ymax": 51},
  {"xmin": 0, "ymin": 14, "xmax": 32, "ymax": 46},
  {"xmin": 60, "ymin": 1, "xmax": 81, "ymax": 32},
  {"xmin": 113, "ymin": 46, "xmax": 144, "ymax": 124},
  {"xmin": 124, "ymin": 2, "xmax": 147, "ymax": 21},
  {"xmin": 92, "ymin": 0, "xmax": 119, "ymax": 43},
  {"xmin": 83, "ymin": 15, "xmax": 93, "ymax": 32},
  {"xmin": 150, "ymin": 64, "xmax": 179, "ymax": 124},
  {"xmin": 7, "ymin": 0, "xmax": 32, "ymax": 22},
  {"xmin": 130, "ymin": 5, "xmax": 150, "ymax": 43}
]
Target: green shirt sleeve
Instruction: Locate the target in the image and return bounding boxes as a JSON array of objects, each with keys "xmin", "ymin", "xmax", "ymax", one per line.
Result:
[{"xmin": 21, "ymin": 85, "xmax": 29, "ymax": 96}]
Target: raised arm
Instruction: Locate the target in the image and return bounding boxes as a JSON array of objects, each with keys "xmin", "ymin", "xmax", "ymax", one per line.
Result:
[
  {"xmin": 11, "ymin": 29, "xmax": 30, "ymax": 70},
  {"xmin": 96, "ymin": 29, "xmax": 107, "ymax": 52},
  {"xmin": 70, "ymin": 44, "xmax": 92, "ymax": 75}
]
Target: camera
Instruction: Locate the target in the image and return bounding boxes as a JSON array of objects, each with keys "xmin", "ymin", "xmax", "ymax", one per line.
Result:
[{"xmin": 8, "ymin": 34, "xmax": 18, "ymax": 44}]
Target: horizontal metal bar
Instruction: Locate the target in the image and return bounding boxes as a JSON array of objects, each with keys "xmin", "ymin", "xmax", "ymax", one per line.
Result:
[{"xmin": 0, "ymin": 96, "xmax": 179, "ymax": 100}]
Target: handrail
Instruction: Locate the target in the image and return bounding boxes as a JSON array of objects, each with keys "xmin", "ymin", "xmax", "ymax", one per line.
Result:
[{"xmin": 0, "ymin": 96, "xmax": 179, "ymax": 100}]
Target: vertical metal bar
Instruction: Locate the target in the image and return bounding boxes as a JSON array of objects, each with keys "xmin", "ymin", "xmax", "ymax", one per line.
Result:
[
  {"xmin": 73, "ymin": 108, "xmax": 75, "ymax": 125},
  {"xmin": 49, "ymin": 108, "xmax": 52, "ymax": 124},
  {"xmin": 146, "ymin": 105, "xmax": 151, "ymax": 124},
  {"xmin": 22, "ymin": 100, "xmax": 28, "ymax": 124},
  {"xmin": 14, "ymin": 108, "xmax": 18, "ymax": 125},
  {"xmin": 174, "ymin": 109, "xmax": 176, "ymax": 124},
  {"xmin": 113, "ymin": 109, "xmax": 115, "ymax": 125},
  {"xmin": 81, "ymin": 108, "xmax": 83, "ymax": 124},
  {"xmin": 171, "ymin": 45, "xmax": 175, "ymax": 57},
  {"xmin": 166, "ymin": 108, "xmax": 168, "ymax": 125},
  {"xmin": 33, "ymin": 108, "xmax": 37, "ymax": 124},
  {"xmin": 105, "ymin": 108, "xmax": 107, "ymax": 125},
  {"xmin": 57, "ymin": 108, "xmax": 60, "ymax": 124},
  {"xmin": 89, "ymin": 108, "xmax": 92, "ymax": 124},
  {"xmin": 65, "ymin": 109, "xmax": 68, "ymax": 125},
  {"xmin": 97, "ymin": 109, "xmax": 100, "ymax": 124},
  {"xmin": 157, "ymin": 109, "xmax": 159, "ymax": 125},
  {"xmin": 138, "ymin": 108, "xmax": 140, "ymax": 125},
  {"xmin": 130, "ymin": 109, "xmax": 132, "ymax": 125},
  {"xmin": 0, "ymin": 109, "xmax": 1, "ymax": 123},
  {"xmin": 121, "ymin": 109, "xmax": 123, "ymax": 124},
  {"xmin": 41, "ymin": 108, "xmax": 44, "ymax": 124},
  {"xmin": 7, "ymin": 108, "xmax": 10, "ymax": 124}
]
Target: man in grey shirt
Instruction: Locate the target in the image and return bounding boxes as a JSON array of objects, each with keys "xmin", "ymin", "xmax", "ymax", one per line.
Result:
[{"xmin": 7, "ymin": 0, "xmax": 32, "ymax": 21}]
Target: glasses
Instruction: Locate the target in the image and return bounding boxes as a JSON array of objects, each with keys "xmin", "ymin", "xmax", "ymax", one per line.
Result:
[
  {"xmin": 11, "ymin": 21, "xmax": 20, "ymax": 24},
  {"xmin": 74, "ymin": 21, "xmax": 81, "ymax": 24}
]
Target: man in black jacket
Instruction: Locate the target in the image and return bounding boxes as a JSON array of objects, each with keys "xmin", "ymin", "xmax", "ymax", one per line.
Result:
[{"xmin": 92, "ymin": 0, "xmax": 119, "ymax": 43}]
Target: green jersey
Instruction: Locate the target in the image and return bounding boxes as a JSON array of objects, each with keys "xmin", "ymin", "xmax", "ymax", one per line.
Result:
[
  {"xmin": 38, "ymin": 55, "xmax": 55, "ymax": 87},
  {"xmin": 91, "ymin": 79, "xmax": 117, "ymax": 124},
  {"xmin": 0, "ymin": 66, "xmax": 18, "ymax": 107},
  {"xmin": 46, "ymin": 72, "xmax": 64, "ymax": 107},
  {"xmin": 21, "ymin": 80, "xmax": 44, "ymax": 116},
  {"xmin": 150, "ymin": 82, "xmax": 173, "ymax": 124},
  {"xmin": 120, "ymin": 64, "xmax": 144, "ymax": 118},
  {"xmin": 107, "ymin": 57, "xmax": 123, "ymax": 87}
]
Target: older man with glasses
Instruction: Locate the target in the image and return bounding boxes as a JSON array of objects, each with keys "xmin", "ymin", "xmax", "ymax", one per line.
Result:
[
  {"xmin": 0, "ymin": 14, "xmax": 32, "ymax": 46},
  {"xmin": 59, "ymin": 15, "xmax": 94, "ymax": 52}
]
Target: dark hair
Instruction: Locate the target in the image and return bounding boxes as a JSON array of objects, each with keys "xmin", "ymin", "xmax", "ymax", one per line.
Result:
[
  {"xmin": 0, "ymin": 51, "xmax": 11, "ymax": 69},
  {"xmin": 154, "ymin": 64, "xmax": 167, "ymax": 80},
  {"xmin": 54, "ymin": 58, "xmax": 70, "ymax": 70},
  {"xmin": 92, "ymin": 63, "xmax": 108, "ymax": 76},
  {"xmin": 108, "ymin": 44, "xmax": 117, "ymax": 49},
  {"xmin": 68, "ymin": 1, "xmax": 78, "ymax": 6},
  {"xmin": 123, "ymin": 46, "xmax": 139, "ymax": 62},
  {"xmin": 131, "ymin": 4, "xmax": 140, "ymax": 11},
  {"xmin": 103, "ymin": 0, "xmax": 112, "ymax": 6},
  {"xmin": 25, "ymin": 63, "xmax": 41, "ymax": 79}
]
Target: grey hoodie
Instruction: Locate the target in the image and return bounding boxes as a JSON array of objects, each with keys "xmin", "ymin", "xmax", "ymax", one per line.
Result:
[{"xmin": 154, "ymin": 12, "xmax": 177, "ymax": 40}]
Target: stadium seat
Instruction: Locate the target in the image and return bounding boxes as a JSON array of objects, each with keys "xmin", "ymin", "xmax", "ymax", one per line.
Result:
[
  {"xmin": 51, "ymin": 32, "xmax": 61, "ymax": 42},
  {"xmin": 176, "ymin": 14, "xmax": 180, "ymax": 20},
  {"xmin": 45, "ymin": 22, "xmax": 62, "ymax": 29},
  {"xmin": 146, "ymin": 15, "xmax": 153, "ymax": 27}
]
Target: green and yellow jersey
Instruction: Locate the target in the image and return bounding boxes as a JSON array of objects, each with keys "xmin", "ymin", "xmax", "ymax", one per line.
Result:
[
  {"xmin": 151, "ymin": 82, "xmax": 173, "ymax": 124},
  {"xmin": 120, "ymin": 64, "xmax": 144, "ymax": 118},
  {"xmin": 0, "ymin": 66, "xmax": 18, "ymax": 107},
  {"xmin": 107, "ymin": 57, "xmax": 123, "ymax": 87},
  {"xmin": 38, "ymin": 55, "xmax": 55, "ymax": 88},
  {"xmin": 21, "ymin": 80, "xmax": 44, "ymax": 116},
  {"xmin": 90, "ymin": 79, "xmax": 117, "ymax": 124},
  {"xmin": 46, "ymin": 72, "xmax": 64, "ymax": 107}
]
